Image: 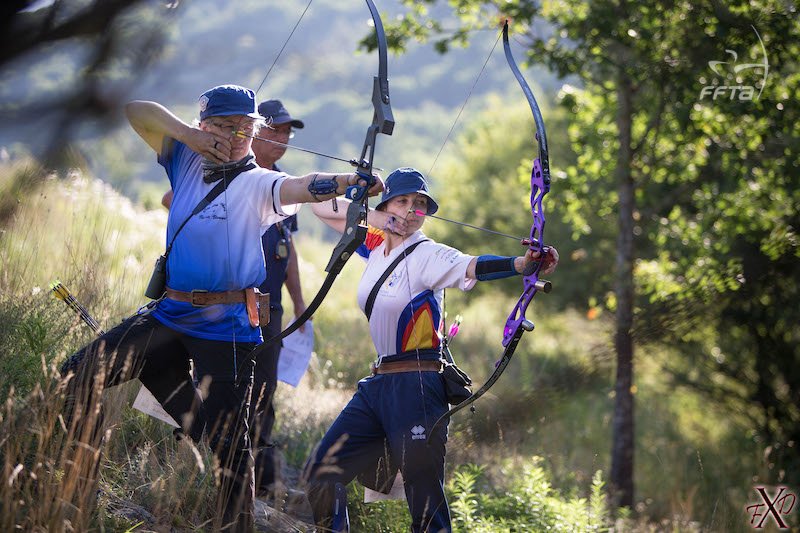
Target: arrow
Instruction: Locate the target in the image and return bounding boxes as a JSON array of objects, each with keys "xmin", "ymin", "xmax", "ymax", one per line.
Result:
[{"xmin": 413, "ymin": 210, "xmax": 532, "ymax": 245}]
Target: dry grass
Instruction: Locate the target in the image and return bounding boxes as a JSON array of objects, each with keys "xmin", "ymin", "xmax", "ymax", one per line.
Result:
[{"xmin": 1, "ymin": 363, "xmax": 110, "ymax": 532}]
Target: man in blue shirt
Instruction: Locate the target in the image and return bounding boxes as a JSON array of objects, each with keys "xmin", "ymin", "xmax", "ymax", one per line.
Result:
[{"xmin": 61, "ymin": 85, "xmax": 382, "ymax": 532}]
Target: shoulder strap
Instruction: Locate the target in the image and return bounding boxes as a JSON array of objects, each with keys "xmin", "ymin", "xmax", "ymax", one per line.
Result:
[
  {"xmin": 365, "ymin": 239, "xmax": 429, "ymax": 320},
  {"xmin": 164, "ymin": 164, "xmax": 254, "ymax": 257}
]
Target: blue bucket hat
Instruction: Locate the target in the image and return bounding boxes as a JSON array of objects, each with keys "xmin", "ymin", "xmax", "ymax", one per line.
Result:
[
  {"xmin": 376, "ymin": 167, "xmax": 439, "ymax": 215},
  {"xmin": 198, "ymin": 85, "xmax": 261, "ymax": 121},
  {"xmin": 258, "ymin": 99, "xmax": 305, "ymax": 128}
]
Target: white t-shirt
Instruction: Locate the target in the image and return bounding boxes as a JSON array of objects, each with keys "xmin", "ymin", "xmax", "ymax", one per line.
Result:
[{"xmin": 355, "ymin": 229, "xmax": 476, "ymax": 357}]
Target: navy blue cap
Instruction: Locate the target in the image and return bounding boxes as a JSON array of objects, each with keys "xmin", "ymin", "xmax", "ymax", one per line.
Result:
[
  {"xmin": 258, "ymin": 99, "xmax": 305, "ymax": 128},
  {"xmin": 198, "ymin": 85, "xmax": 261, "ymax": 121},
  {"xmin": 376, "ymin": 167, "xmax": 439, "ymax": 215}
]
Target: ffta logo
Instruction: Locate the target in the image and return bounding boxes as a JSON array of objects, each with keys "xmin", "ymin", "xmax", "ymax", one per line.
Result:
[
  {"xmin": 699, "ymin": 25, "xmax": 769, "ymax": 102},
  {"xmin": 746, "ymin": 486, "xmax": 796, "ymax": 529}
]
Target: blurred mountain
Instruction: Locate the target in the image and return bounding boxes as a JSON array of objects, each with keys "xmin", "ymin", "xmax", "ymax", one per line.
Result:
[{"xmin": 0, "ymin": 0, "xmax": 558, "ymax": 198}]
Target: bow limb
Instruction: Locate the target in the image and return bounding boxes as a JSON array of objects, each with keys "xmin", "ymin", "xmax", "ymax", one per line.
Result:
[
  {"xmin": 501, "ymin": 20, "xmax": 551, "ymax": 348},
  {"xmin": 254, "ymin": 0, "xmax": 394, "ymax": 351},
  {"xmin": 430, "ymin": 21, "xmax": 552, "ymax": 436}
]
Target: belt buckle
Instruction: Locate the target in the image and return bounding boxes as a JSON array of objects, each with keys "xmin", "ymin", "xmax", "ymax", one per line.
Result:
[{"xmin": 190, "ymin": 289, "xmax": 208, "ymax": 307}]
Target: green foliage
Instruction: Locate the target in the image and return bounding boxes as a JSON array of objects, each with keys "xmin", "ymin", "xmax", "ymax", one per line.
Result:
[
  {"xmin": 378, "ymin": 0, "xmax": 800, "ymax": 503},
  {"xmin": 348, "ymin": 482, "xmax": 413, "ymax": 532},
  {"xmin": 0, "ymin": 303, "xmax": 61, "ymax": 398},
  {"xmin": 0, "ymin": 163, "xmax": 166, "ymax": 399},
  {"xmin": 347, "ymin": 460, "xmax": 610, "ymax": 532},
  {"xmin": 449, "ymin": 464, "xmax": 483, "ymax": 528},
  {"xmin": 445, "ymin": 459, "xmax": 610, "ymax": 532}
]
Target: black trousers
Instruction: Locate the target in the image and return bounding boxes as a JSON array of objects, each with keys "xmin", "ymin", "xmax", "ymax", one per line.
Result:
[
  {"xmin": 61, "ymin": 312, "xmax": 257, "ymax": 532},
  {"xmin": 252, "ymin": 306, "xmax": 282, "ymax": 491}
]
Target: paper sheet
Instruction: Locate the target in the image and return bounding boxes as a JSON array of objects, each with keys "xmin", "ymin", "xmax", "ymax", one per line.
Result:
[
  {"xmin": 132, "ymin": 385, "xmax": 179, "ymax": 428},
  {"xmin": 277, "ymin": 320, "xmax": 314, "ymax": 387},
  {"xmin": 364, "ymin": 472, "xmax": 406, "ymax": 503}
]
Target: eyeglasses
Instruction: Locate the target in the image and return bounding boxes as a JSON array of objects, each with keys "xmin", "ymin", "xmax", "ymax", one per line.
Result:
[
  {"xmin": 265, "ymin": 125, "xmax": 294, "ymax": 139},
  {"xmin": 206, "ymin": 119, "xmax": 258, "ymax": 137}
]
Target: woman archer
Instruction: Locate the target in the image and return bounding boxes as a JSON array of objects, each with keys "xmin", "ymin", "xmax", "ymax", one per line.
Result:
[{"xmin": 303, "ymin": 167, "xmax": 559, "ymax": 532}]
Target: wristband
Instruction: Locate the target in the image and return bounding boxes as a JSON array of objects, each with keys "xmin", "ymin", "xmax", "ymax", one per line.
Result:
[
  {"xmin": 475, "ymin": 255, "xmax": 519, "ymax": 281},
  {"xmin": 307, "ymin": 173, "xmax": 339, "ymax": 201}
]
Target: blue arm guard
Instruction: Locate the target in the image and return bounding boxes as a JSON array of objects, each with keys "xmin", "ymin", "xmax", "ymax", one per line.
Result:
[
  {"xmin": 475, "ymin": 255, "xmax": 518, "ymax": 281},
  {"xmin": 308, "ymin": 173, "xmax": 339, "ymax": 200}
]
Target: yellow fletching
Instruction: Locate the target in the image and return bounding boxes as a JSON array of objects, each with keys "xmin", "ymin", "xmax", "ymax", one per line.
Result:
[{"xmin": 50, "ymin": 280, "xmax": 70, "ymax": 301}]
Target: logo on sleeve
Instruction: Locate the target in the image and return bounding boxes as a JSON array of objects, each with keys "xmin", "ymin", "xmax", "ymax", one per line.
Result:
[{"xmin": 410, "ymin": 425, "xmax": 426, "ymax": 440}]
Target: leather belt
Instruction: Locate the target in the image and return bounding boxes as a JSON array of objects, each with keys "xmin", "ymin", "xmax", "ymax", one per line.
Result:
[
  {"xmin": 166, "ymin": 287, "xmax": 250, "ymax": 307},
  {"xmin": 371, "ymin": 360, "xmax": 443, "ymax": 376},
  {"xmin": 165, "ymin": 287, "xmax": 270, "ymax": 328}
]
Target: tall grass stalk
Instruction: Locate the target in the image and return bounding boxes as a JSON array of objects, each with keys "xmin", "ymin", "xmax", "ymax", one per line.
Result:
[{"xmin": 1, "ymin": 362, "xmax": 106, "ymax": 531}]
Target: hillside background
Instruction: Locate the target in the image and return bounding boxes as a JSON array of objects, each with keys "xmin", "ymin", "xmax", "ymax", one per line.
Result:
[{"xmin": 1, "ymin": 0, "xmax": 553, "ymax": 207}]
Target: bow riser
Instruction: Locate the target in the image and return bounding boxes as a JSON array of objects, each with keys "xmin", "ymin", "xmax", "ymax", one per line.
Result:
[
  {"xmin": 251, "ymin": 0, "xmax": 394, "ymax": 352},
  {"xmin": 325, "ymin": 203, "xmax": 368, "ymax": 273},
  {"xmin": 503, "ymin": 157, "xmax": 549, "ymax": 346}
]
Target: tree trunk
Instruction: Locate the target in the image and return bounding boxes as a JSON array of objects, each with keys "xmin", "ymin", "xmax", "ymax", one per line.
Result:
[{"xmin": 610, "ymin": 70, "xmax": 635, "ymax": 509}]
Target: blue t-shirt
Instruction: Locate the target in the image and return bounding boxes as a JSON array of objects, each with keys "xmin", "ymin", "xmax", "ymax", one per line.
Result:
[
  {"xmin": 152, "ymin": 140, "xmax": 299, "ymax": 342},
  {"xmin": 258, "ymin": 215, "xmax": 298, "ymax": 313}
]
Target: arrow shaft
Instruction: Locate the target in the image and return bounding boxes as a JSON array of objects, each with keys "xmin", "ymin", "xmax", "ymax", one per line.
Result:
[
  {"xmin": 418, "ymin": 211, "xmax": 531, "ymax": 245},
  {"xmin": 235, "ymin": 131, "xmax": 384, "ymax": 171},
  {"xmin": 50, "ymin": 282, "xmax": 105, "ymax": 335}
]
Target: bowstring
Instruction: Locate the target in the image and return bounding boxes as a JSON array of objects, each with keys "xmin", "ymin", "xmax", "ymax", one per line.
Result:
[
  {"xmin": 246, "ymin": 0, "xmax": 313, "ymax": 380},
  {"xmin": 254, "ymin": 0, "xmax": 314, "ymax": 96},
  {"xmin": 393, "ymin": 215, "xmax": 433, "ymax": 433},
  {"xmin": 407, "ymin": 27, "xmax": 503, "ymax": 433},
  {"xmin": 427, "ymin": 30, "xmax": 502, "ymax": 177},
  {"xmin": 222, "ymin": 164, "xmax": 238, "ymax": 382}
]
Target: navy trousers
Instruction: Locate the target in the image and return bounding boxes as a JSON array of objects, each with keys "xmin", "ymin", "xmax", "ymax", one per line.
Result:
[{"xmin": 304, "ymin": 354, "xmax": 452, "ymax": 533}]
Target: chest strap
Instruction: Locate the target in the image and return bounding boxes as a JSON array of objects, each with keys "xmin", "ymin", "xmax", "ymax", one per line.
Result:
[{"xmin": 365, "ymin": 239, "xmax": 429, "ymax": 319}]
